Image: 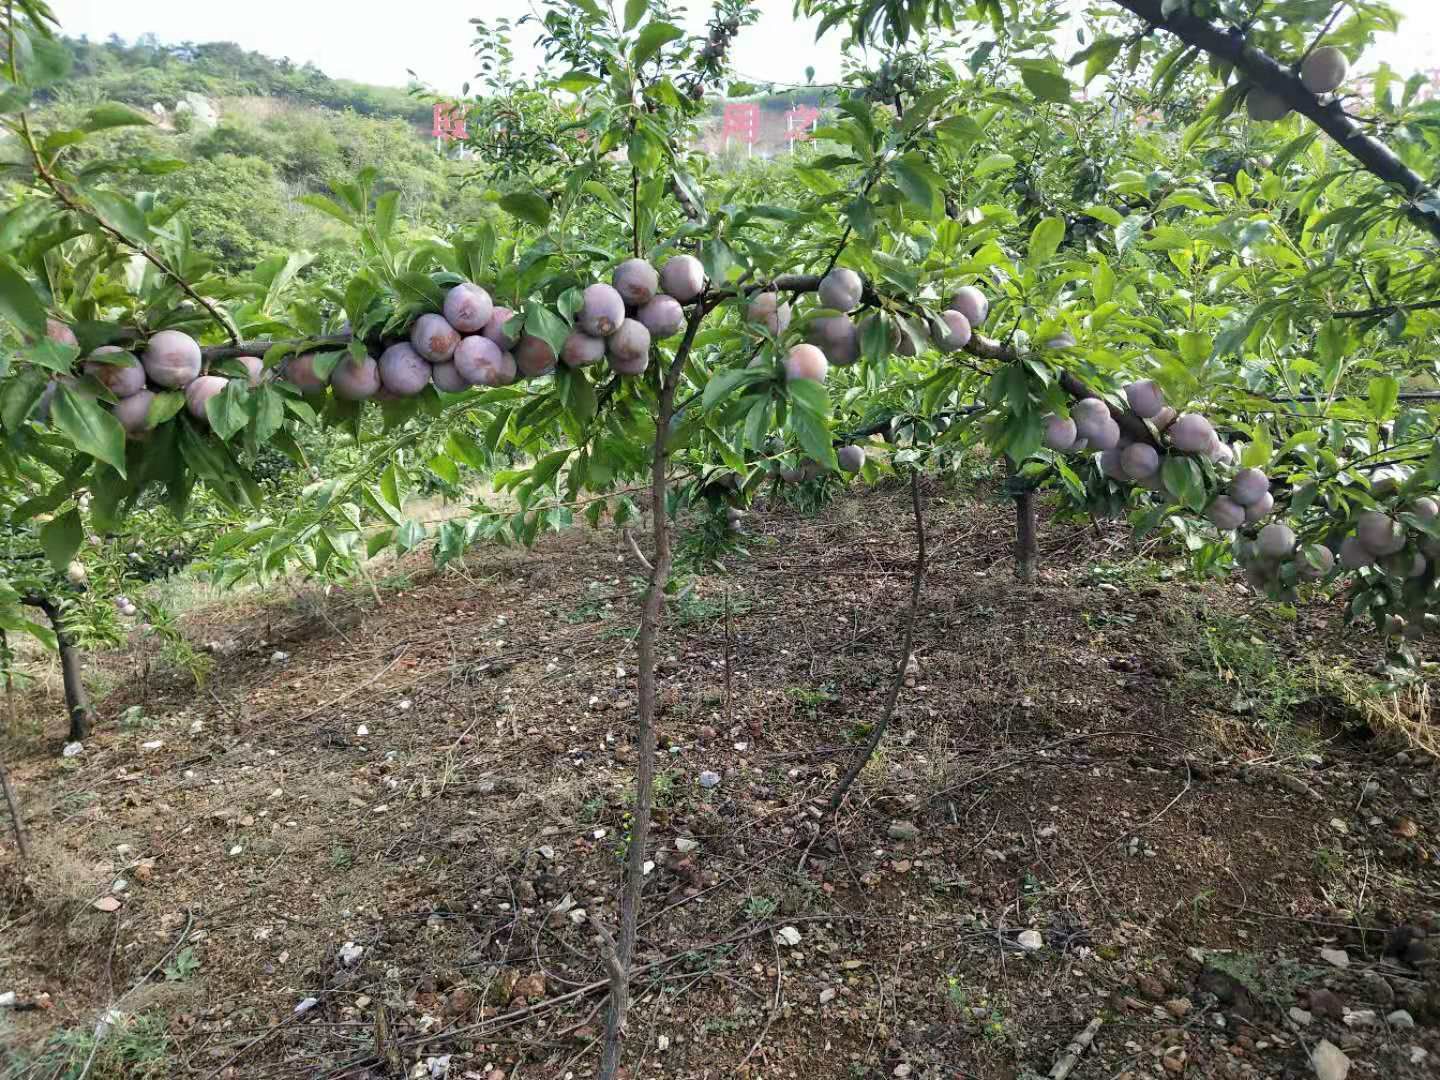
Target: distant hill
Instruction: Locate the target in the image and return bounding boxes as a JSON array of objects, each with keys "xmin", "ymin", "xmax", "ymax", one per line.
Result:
[
  {"xmin": 34, "ymin": 35, "xmax": 484, "ymax": 274},
  {"xmin": 54, "ymin": 34, "xmax": 431, "ymax": 127}
]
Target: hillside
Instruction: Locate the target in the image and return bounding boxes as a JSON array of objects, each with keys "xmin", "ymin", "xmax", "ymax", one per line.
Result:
[{"xmin": 39, "ymin": 36, "xmax": 481, "ymax": 273}]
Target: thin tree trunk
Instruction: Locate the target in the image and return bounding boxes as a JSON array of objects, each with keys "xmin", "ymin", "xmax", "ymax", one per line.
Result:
[
  {"xmin": 0, "ymin": 756, "xmax": 30, "ymax": 862},
  {"xmin": 35, "ymin": 598, "xmax": 92, "ymax": 742},
  {"xmin": 823, "ymin": 469, "xmax": 927, "ymax": 817},
  {"xmin": 1015, "ymin": 486, "xmax": 1036, "ymax": 583},
  {"xmin": 1, "ymin": 629, "xmax": 15, "ymax": 733},
  {"xmin": 599, "ymin": 306, "xmax": 706, "ymax": 1080}
]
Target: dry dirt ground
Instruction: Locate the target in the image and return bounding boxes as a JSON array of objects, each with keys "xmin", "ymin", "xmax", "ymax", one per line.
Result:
[{"xmin": 1, "ymin": 477, "xmax": 1438, "ymax": 1080}]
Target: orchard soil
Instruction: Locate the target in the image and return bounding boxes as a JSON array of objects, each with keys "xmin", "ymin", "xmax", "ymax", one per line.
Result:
[{"xmin": 2, "ymin": 476, "xmax": 1438, "ymax": 1079}]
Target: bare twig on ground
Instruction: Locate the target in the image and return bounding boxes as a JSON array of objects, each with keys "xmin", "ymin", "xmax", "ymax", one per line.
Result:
[
  {"xmin": 0, "ymin": 754, "xmax": 30, "ymax": 861},
  {"xmin": 1048, "ymin": 1016, "xmax": 1102, "ymax": 1080}
]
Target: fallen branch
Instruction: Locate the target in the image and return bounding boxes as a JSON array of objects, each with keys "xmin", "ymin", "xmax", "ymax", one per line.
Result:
[{"xmin": 1048, "ymin": 1016, "xmax": 1103, "ymax": 1080}]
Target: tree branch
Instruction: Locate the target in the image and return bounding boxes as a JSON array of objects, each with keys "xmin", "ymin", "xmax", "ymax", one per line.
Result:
[{"xmin": 1113, "ymin": 0, "xmax": 1440, "ymax": 240}]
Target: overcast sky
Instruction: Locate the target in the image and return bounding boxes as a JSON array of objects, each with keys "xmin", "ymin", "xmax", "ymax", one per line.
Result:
[{"xmin": 49, "ymin": 0, "xmax": 1440, "ymax": 95}]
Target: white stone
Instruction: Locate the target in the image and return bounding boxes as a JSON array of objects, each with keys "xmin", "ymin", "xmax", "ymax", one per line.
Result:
[
  {"xmin": 776, "ymin": 925, "xmax": 802, "ymax": 947},
  {"xmin": 294, "ymin": 996, "xmax": 319, "ymax": 1016},
  {"xmin": 819, "ymin": 987, "xmax": 836, "ymax": 1004},
  {"xmin": 62, "ymin": 741, "xmax": 84, "ymax": 757},
  {"xmin": 355, "ymin": 725, "xmax": 369, "ymax": 736},
  {"xmin": 339, "ymin": 942, "xmax": 364, "ymax": 966},
  {"xmin": 1312, "ymin": 1040, "xmax": 1350, "ymax": 1080},
  {"xmin": 1319, "ymin": 947, "xmax": 1349, "ymax": 969},
  {"xmin": 1017, "ymin": 930, "xmax": 1044, "ymax": 951},
  {"xmin": 675, "ymin": 837, "xmax": 700, "ymax": 853},
  {"xmin": 1288, "ymin": 1006, "xmax": 1312, "ymax": 1026},
  {"xmin": 1387, "ymin": 1009, "xmax": 1415, "ymax": 1029}
]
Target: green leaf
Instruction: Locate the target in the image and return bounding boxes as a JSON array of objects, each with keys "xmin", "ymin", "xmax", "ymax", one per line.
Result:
[
  {"xmin": 85, "ymin": 189, "xmax": 149, "ymax": 242},
  {"xmin": 299, "ymin": 193, "xmax": 355, "ymax": 227},
  {"xmin": 206, "ymin": 380, "xmax": 250, "ymax": 442},
  {"xmin": 394, "ymin": 272, "xmax": 444, "ymax": 309},
  {"xmin": 0, "ymin": 367, "xmax": 47, "ymax": 430},
  {"xmin": 703, "ymin": 367, "xmax": 762, "ymax": 411},
  {"xmin": 147, "ymin": 391, "xmax": 186, "ymax": 427},
  {"xmin": 624, "ymin": 0, "xmax": 647, "ymax": 31},
  {"xmin": 52, "ymin": 385, "xmax": 126, "ymax": 475},
  {"xmin": 499, "ymin": 191, "xmax": 551, "ymax": 229},
  {"xmin": 633, "ymin": 22, "xmax": 683, "ymax": 67},
  {"xmin": 1017, "ymin": 62, "xmax": 1071, "ymax": 103},
  {"xmin": 972, "ymin": 153, "xmax": 1016, "ymax": 179},
  {"xmin": 890, "ymin": 155, "xmax": 940, "ymax": 213},
  {"xmin": 1028, "ymin": 217, "xmax": 1065, "ymax": 265},
  {"xmin": 523, "ymin": 303, "xmax": 570, "ymax": 357},
  {"xmin": 0, "ymin": 260, "xmax": 46, "ymax": 337},
  {"xmin": 39, "ymin": 508, "xmax": 83, "ymax": 571},
  {"xmin": 1367, "ymin": 376, "xmax": 1399, "ymax": 421},
  {"xmin": 555, "ymin": 70, "xmax": 601, "ymax": 93},
  {"xmin": 81, "ymin": 103, "xmax": 153, "ymax": 132},
  {"xmin": 1082, "ymin": 204, "xmax": 1124, "ymax": 227}
]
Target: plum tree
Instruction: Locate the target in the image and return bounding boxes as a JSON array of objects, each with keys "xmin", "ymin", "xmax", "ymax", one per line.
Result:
[
  {"xmin": 1301, "ymin": 46, "xmax": 1349, "ymax": 94},
  {"xmin": 379, "ymin": 343, "xmax": 431, "ymax": 396},
  {"xmin": 818, "ymin": 267, "xmax": 863, "ymax": 312},
  {"xmin": 836, "ymin": 444, "xmax": 865, "ymax": 473},
  {"xmin": 659, "ymin": 254, "xmax": 705, "ymax": 302},
  {"xmin": 442, "ymin": 282, "xmax": 494, "ymax": 333},
  {"xmin": 947, "ymin": 286, "xmax": 988, "ymax": 328},
  {"xmin": 579, "ymin": 283, "xmax": 627, "ymax": 337},
  {"xmin": 607, "ymin": 319, "xmax": 652, "ymax": 375},
  {"xmin": 746, "ymin": 291, "xmax": 791, "ymax": 335},
  {"xmin": 410, "ymin": 313, "xmax": 460, "ymax": 362},
  {"xmin": 82, "ymin": 347, "xmax": 146, "ymax": 398},
  {"xmin": 808, "ymin": 314, "xmax": 859, "ymax": 365},
  {"xmin": 612, "ymin": 258, "xmax": 659, "ymax": 307},
  {"xmin": 784, "ymin": 343, "xmax": 828, "ymax": 383},
  {"xmin": 333, "ymin": 354, "xmax": 382, "ymax": 400},
  {"xmin": 562, "ymin": 330, "xmax": 607, "ymax": 368},
  {"xmin": 142, "ymin": 330, "xmax": 202, "ymax": 388},
  {"xmin": 514, "ymin": 334, "xmax": 558, "ymax": 378},
  {"xmin": 636, "ymin": 295, "xmax": 684, "ymax": 339}
]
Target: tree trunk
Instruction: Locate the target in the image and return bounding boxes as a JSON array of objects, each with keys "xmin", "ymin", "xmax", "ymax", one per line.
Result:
[
  {"xmin": 35, "ymin": 598, "xmax": 92, "ymax": 742},
  {"xmin": 1, "ymin": 629, "xmax": 15, "ymax": 733},
  {"xmin": 1014, "ymin": 486, "xmax": 1036, "ymax": 583},
  {"xmin": 599, "ymin": 307, "xmax": 705, "ymax": 1080}
]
